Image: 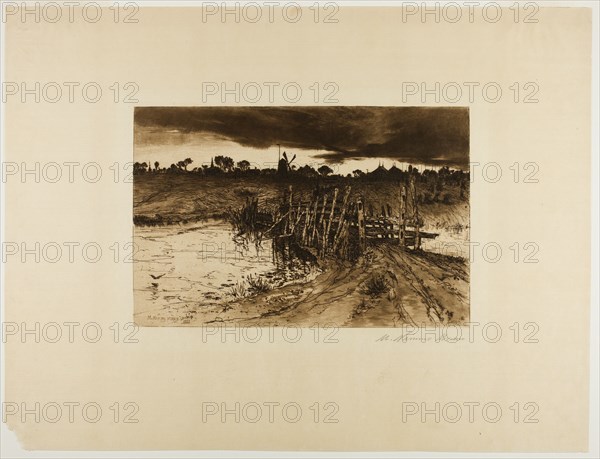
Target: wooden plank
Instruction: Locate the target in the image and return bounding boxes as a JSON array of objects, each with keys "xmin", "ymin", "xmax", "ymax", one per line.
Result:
[{"xmin": 365, "ymin": 230, "xmax": 438, "ymax": 239}]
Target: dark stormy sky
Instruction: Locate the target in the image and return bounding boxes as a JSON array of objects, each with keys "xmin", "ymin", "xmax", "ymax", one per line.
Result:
[{"xmin": 134, "ymin": 106, "xmax": 469, "ymax": 171}]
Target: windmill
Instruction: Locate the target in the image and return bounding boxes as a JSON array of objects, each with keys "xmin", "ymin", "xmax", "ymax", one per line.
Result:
[{"xmin": 277, "ymin": 150, "xmax": 296, "ymax": 175}]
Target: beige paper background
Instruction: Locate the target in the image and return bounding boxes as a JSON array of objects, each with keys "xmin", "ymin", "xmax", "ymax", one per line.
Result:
[{"xmin": 3, "ymin": 5, "xmax": 591, "ymax": 451}]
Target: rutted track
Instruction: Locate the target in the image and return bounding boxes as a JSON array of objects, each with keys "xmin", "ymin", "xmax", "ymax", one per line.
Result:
[{"xmin": 193, "ymin": 244, "xmax": 469, "ymax": 327}]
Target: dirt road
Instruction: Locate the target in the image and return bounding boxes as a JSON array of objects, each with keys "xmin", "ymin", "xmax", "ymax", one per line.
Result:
[{"xmin": 190, "ymin": 243, "xmax": 469, "ymax": 327}]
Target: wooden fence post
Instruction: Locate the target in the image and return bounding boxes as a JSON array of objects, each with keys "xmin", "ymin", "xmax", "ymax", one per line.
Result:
[
  {"xmin": 399, "ymin": 184, "xmax": 406, "ymax": 246},
  {"xmin": 410, "ymin": 175, "xmax": 420, "ymax": 250},
  {"xmin": 310, "ymin": 196, "xmax": 319, "ymax": 245},
  {"xmin": 295, "ymin": 196, "xmax": 302, "ymax": 227},
  {"xmin": 332, "ymin": 186, "xmax": 351, "ymax": 253},
  {"xmin": 287, "ymin": 185, "xmax": 293, "ymax": 234},
  {"xmin": 301, "ymin": 202, "xmax": 311, "ymax": 245},
  {"xmin": 357, "ymin": 198, "xmax": 366, "ymax": 253},
  {"xmin": 323, "ymin": 188, "xmax": 339, "ymax": 255}
]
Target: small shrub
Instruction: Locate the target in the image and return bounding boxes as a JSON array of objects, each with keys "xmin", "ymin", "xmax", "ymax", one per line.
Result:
[
  {"xmin": 246, "ymin": 274, "xmax": 271, "ymax": 293},
  {"xmin": 228, "ymin": 281, "xmax": 247, "ymax": 298},
  {"xmin": 361, "ymin": 272, "xmax": 389, "ymax": 297}
]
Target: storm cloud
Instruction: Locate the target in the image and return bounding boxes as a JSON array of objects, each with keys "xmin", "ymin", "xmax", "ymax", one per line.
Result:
[{"xmin": 134, "ymin": 106, "xmax": 469, "ymax": 167}]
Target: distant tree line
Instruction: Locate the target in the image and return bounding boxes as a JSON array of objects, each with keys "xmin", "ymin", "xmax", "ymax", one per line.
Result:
[
  {"xmin": 133, "ymin": 156, "xmax": 469, "ymax": 202},
  {"xmin": 133, "ymin": 155, "xmax": 340, "ymax": 178}
]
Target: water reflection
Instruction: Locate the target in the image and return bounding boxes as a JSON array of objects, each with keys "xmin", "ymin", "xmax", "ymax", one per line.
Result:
[{"xmin": 133, "ymin": 220, "xmax": 319, "ymax": 324}]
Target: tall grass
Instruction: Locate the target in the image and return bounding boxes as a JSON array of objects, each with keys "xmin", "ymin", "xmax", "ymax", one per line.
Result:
[
  {"xmin": 226, "ymin": 275, "xmax": 272, "ymax": 299},
  {"xmin": 228, "ymin": 198, "xmax": 265, "ymax": 241}
]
